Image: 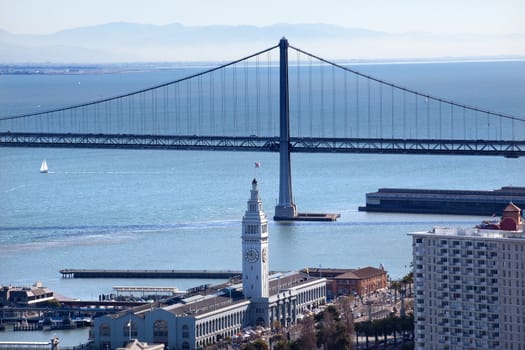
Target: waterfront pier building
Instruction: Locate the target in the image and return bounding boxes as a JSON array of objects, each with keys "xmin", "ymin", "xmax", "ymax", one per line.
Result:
[{"xmin": 93, "ymin": 179, "xmax": 326, "ymax": 350}]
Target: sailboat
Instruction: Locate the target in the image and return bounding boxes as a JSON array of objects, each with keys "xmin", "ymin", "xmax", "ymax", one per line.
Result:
[{"xmin": 40, "ymin": 159, "xmax": 48, "ymax": 173}]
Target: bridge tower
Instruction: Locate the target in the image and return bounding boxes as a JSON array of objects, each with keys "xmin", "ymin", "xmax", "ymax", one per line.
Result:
[{"xmin": 274, "ymin": 37, "xmax": 298, "ymax": 220}]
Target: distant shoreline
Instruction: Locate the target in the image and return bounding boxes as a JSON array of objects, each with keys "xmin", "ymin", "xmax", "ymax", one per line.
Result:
[{"xmin": 1, "ymin": 56, "xmax": 524, "ymax": 75}]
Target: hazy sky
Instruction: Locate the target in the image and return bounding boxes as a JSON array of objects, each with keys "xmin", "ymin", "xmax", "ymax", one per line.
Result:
[{"xmin": 1, "ymin": 0, "xmax": 524, "ymax": 35}]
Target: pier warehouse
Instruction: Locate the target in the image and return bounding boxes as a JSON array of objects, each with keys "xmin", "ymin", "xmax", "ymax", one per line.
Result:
[
  {"xmin": 360, "ymin": 186, "xmax": 525, "ymax": 216},
  {"xmin": 93, "ymin": 179, "xmax": 326, "ymax": 350}
]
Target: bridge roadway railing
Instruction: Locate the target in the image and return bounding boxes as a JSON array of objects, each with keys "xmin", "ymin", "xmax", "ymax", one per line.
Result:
[{"xmin": 1, "ymin": 131, "xmax": 524, "ymax": 157}]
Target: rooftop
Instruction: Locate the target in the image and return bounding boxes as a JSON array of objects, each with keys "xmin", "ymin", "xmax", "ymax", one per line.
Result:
[
  {"xmin": 112, "ymin": 271, "xmax": 323, "ymax": 319},
  {"xmin": 410, "ymin": 226, "xmax": 524, "ymax": 240}
]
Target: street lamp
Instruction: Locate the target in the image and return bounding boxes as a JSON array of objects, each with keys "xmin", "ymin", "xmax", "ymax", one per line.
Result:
[{"xmin": 127, "ymin": 318, "xmax": 132, "ymax": 342}]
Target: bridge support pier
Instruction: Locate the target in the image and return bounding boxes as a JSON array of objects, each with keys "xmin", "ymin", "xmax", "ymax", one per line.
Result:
[
  {"xmin": 274, "ymin": 38, "xmax": 340, "ymax": 222},
  {"xmin": 274, "ymin": 37, "xmax": 298, "ymax": 221}
]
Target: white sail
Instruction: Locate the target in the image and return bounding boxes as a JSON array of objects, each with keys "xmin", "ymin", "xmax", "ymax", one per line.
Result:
[{"xmin": 40, "ymin": 159, "xmax": 48, "ymax": 173}]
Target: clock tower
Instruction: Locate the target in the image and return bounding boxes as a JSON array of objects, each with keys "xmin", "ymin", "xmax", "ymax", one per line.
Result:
[{"xmin": 242, "ymin": 178, "xmax": 269, "ymax": 299}]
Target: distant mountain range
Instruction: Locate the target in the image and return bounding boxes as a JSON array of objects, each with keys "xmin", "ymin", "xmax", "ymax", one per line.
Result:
[{"xmin": 0, "ymin": 22, "xmax": 523, "ymax": 63}]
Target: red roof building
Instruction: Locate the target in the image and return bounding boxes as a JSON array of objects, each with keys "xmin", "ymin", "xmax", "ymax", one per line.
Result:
[{"xmin": 302, "ymin": 266, "xmax": 388, "ymax": 297}]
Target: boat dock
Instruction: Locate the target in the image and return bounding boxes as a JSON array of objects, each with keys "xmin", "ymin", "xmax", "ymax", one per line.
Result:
[
  {"xmin": 112, "ymin": 286, "xmax": 186, "ymax": 297},
  {"xmin": 359, "ymin": 186, "xmax": 525, "ymax": 216},
  {"xmin": 60, "ymin": 269, "xmax": 241, "ymax": 279}
]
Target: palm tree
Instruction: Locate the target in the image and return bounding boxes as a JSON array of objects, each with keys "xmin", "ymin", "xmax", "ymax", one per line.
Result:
[
  {"xmin": 359, "ymin": 321, "xmax": 373, "ymax": 349},
  {"xmin": 402, "ymin": 272, "xmax": 414, "ymax": 297},
  {"xmin": 390, "ymin": 281, "xmax": 401, "ymax": 304},
  {"xmin": 354, "ymin": 322, "xmax": 361, "ymax": 349}
]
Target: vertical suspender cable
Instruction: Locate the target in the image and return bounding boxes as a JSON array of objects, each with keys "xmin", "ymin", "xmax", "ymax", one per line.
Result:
[
  {"xmin": 233, "ymin": 65, "xmax": 238, "ymax": 135},
  {"xmin": 344, "ymin": 68, "xmax": 348, "ymax": 138},
  {"xmin": 152, "ymin": 90, "xmax": 157, "ymax": 135},
  {"xmin": 474, "ymin": 111, "xmax": 479, "ymax": 140},
  {"xmin": 256, "ymin": 55, "xmax": 261, "ymax": 136},
  {"xmin": 174, "ymin": 84, "xmax": 180, "ymax": 134},
  {"xmin": 244, "ymin": 60, "xmax": 249, "ymax": 136},
  {"xmin": 356, "ymin": 75, "xmax": 359, "ymax": 138},
  {"xmin": 332, "ymin": 65, "xmax": 336, "ymax": 137},
  {"xmin": 426, "ymin": 95, "xmax": 430, "ymax": 139},
  {"xmin": 415, "ymin": 94, "xmax": 418, "ymax": 139},
  {"xmin": 221, "ymin": 66, "xmax": 226, "ymax": 135},
  {"xmin": 128, "ymin": 95, "xmax": 132, "ymax": 134},
  {"xmin": 403, "ymin": 90, "xmax": 406, "ymax": 139},
  {"xmin": 198, "ymin": 76, "xmax": 203, "ymax": 134},
  {"xmin": 187, "ymin": 80, "xmax": 192, "ymax": 134},
  {"xmin": 208, "ymin": 72, "xmax": 215, "ymax": 136},
  {"xmin": 367, "ymin": 79, "xmax": 371, "ymax": 138},
  {"xmin": 309, "ymin": 56, "xmax": 313, "ymax": 137},
  {"xmin": 320, "ymin": 62, "xmax": 324, "ymax": 137},
  {"xmin": 164, "ymin": 85, "xmax": 168, "ymax": 134},
  {"xmin": 463, "ymin": 107, "xmax": 466, "ymax": 140},
  {"xmin": 450, "ymin": 103, "xmax": 454, "ymax": 140},
  {"xmin": 439, "ymin": 102, "xmax": 442, "ymax": 139},
  {"xmin": 379, "ymin": 83, "xmax": 383, "ymax": 138},
  {"xmin": 267, "ymin": 51, "xmax": 272, "ymax": 136},
  {"xmin": 296, "ymin": 50, "xmax": 301, "ymax": 137},
  {"xmin": 391, "ymin": 85, "xmax": 394, "ymax": 139}
]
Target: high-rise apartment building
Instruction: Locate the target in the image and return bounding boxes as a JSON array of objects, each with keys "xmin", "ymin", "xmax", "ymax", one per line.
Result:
[{"xmin": 410, "ymin": 203, "xmax": 524, "ymax": 350}]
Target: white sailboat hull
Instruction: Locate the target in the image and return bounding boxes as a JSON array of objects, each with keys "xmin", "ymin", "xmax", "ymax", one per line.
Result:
[{"xmin": 40, "ymin": 160, "xmax": 48, "ymax": 173}]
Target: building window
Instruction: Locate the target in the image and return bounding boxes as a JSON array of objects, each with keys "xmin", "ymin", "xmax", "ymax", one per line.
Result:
[
  {"xmin": 153, "ymin": 320, "xmax": 168, "ymax": 342},
  {"xmin": 182, "ymin": 341, "xmax": 190, "ymax": 350},
  {"xmin": 182, "ymin": 324, "xmax": 190, "ymax": 338},
  {"xmin": 100, "ymin": 323, "xmax": 110, "ymax": 337},
  {"xmin": 246, "ymin": 225, "xmax": 258, "ymax": 234},
  {"xmin": 123, "ymin": 321, "xmax": 137, "ymax": 338}
]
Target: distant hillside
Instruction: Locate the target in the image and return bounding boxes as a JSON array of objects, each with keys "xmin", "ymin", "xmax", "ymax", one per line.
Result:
[{"xmin": 0, "ymin": 22, "xmax": 523, "ymax": 63}]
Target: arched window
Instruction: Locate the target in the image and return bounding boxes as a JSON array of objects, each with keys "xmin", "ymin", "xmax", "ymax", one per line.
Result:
[
  {"xmin": 123, "ymin": 320, "xmax": 137, "ymax": 338},
  {"xmin": 182, "ymin": 324, "xmax": 190, "ymax": 338},
  {"xmin": 99, "ymin": 323, "xmax": 110, "ymax": 337},
  {"xmin": 153, "ymin": 320, "xmax": 168, "ymax": 342},
  {"xmin": 182, "ymin": 341, "xmax": 190, "ymax": 350}
]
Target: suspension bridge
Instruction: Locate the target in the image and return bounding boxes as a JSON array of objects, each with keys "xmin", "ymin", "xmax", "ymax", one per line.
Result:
[{"xmin": 1, "ymin": 38, "xmax": 524, "ymax": 220}]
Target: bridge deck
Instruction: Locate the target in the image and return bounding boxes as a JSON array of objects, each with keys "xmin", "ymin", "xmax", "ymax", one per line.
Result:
[{"xmin": 2, "ymin": 132, "xmax": 524, "ymax": 157}]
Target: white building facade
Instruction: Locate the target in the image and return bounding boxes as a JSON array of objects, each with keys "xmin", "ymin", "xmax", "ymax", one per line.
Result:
[
  {"xmin": 93, "ymin": 179, "xmax": 326, "ymax": 350},
  {"xmin": 410, "ymin": 210, "xmax": 525, "ymax": 349}
]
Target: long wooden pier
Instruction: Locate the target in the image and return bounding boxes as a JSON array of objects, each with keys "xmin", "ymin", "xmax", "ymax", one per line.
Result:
[{"xmin": 60, "ymin": 269, "xmax": 241, "ymax": 279}]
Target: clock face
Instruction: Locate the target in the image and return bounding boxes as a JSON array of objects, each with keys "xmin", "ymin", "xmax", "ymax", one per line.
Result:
[{"xmin": 245, "ymin": 248, "xmax": 259, "ymax": 263}]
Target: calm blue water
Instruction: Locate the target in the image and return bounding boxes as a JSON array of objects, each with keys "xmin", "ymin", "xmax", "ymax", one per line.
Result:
[{"xmin": 0, "ymin": 61, "xmax": 524, "ymax": 344}]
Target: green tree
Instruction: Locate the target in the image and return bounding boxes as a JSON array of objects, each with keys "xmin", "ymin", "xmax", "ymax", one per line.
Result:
[
  {"xmin": 359, "ymin": 321, "xmax": 373, "ymax": 349},
  {"xmin": 273, "ymin": 339, "xmax": 289, "ymax": 350},
  {"xmin": 337, "ymin": 296, "xmax": 355, "ymax": 348},
  {"xmin": 298, "ymin": 316, "xmax": 316, "ymax": 350},
  {"xmin": 354, "ymin": 322, "xmax": 361, "ymax": 349},
  {"xmin": 334, "ymin": 322, "xmax": 352, "ymax": 350},
  {"xmin": 317, "ymin": 307, "xmax": 337, "ymax": 349},
  {"xmin": 390, "ymin": 281, "xmax": 401, "ymax": 304},
  {"xmin": 252, "ymin": 338, "xmax": 269, "ymax": 350},
  {"xmin": 288, "ymin": 339, "xmax": 302, "ymax": 350}
]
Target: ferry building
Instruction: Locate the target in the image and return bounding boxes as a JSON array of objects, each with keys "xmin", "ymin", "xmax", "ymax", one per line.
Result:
[{"xmin": 93, "ymin": 179, "xmax": 326, "ymax": 350}]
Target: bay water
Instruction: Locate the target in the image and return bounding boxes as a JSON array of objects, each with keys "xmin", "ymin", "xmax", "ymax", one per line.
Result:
[{"xmin": 0, "ymin": 60, "xmax": 524, "ymax": 345}]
